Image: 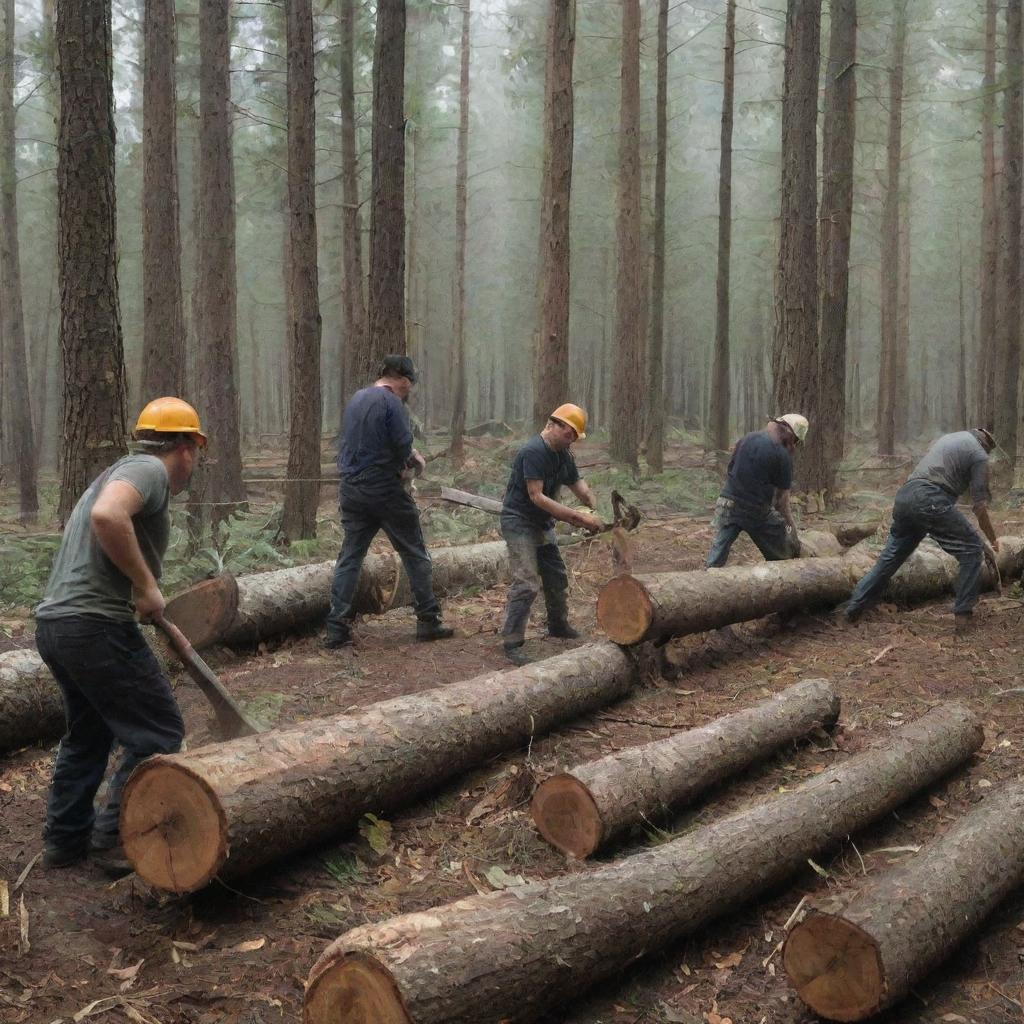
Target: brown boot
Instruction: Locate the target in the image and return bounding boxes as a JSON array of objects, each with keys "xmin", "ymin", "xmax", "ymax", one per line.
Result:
[{"xmin": 954, "ymin": 613, "xmax": 974, "ymax": 638}]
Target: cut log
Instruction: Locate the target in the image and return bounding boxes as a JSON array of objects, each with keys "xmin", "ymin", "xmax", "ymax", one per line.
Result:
[
  {"xmin": 532, "ymin": 677, "xmax": 839, "ymax": 858},
  {"xmin": 784, "ymin": 776, "xmax": 1024, "ymax": 1022},
  {"xmin": 832, "ymin": 521, "xmax": 879, "ymax": 547},
  {"xmin": 120, "ymin": 641, "xmax": 637, "ymax": 893},
  {"xmin": 598, "ymin": 536, "xmax": 1024, "ymax": 645},
  {"xmin": 0, "ymin": 648, "xmax": 64, "ymax": 754},
  {"xmin": 438, "ymin": 486, "xmax": 504, "ymax": 515},
  {"xmin": 303, "ymin": 703, "xmax": 982, "ymax": 1024},
  {"xmin": 165, "ymin": 540, "xmax": 510, "ymax": 649}
]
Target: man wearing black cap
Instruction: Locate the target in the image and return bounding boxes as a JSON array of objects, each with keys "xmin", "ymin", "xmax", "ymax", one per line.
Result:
[
  {"xmin": 324, "ymin": 355, "xmax": 453, "ymax": 647},
  {"xmin": 843, "ymin": 428, "xmax": 1000, "ymax": 634}
]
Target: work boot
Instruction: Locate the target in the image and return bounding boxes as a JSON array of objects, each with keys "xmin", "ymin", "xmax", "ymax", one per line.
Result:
[
  {"xmin": 503, "ymin": 640, "xmax": 532, "ymax": 667},
  {"xmin": 322, "ymin": 624, "xmax": 354, "ymax": 649},
  {"xmin": 42, "ymin": 840, "xmax": 89, "ymax": 870},
  {"xmin": 547, "ymin": 621, "xmax": 581, "ymax": 640},
  {"xmin": 837, "ymin": 602, "xmax": 863, "ymax": 626},
  {"xmin": 954, "ymin": 612, "xmax": 974, "ymax": 638},
  {"xmin": 92, "ymin": 844, "xmax": 134, "ymax": 879},
  {"xmin": 416, "ymin": 619, "xmax": 454, "ymax": 642},
  {"xmin": 90, "ymin": 829, "xmax": 119, "ymax": 852}
]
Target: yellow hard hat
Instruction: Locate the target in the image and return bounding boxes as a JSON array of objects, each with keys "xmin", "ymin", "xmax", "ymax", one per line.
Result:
[
  {"xmin": 550, "ymin": 403, "xmax": 587, "ymax": 440},
  {"xmin": 135, "ymin": 397, "xmax": 207, "ymax": 447},
  {"xmin": 774, "ymin": 413, "xmax": 809, "ymax": 444}
]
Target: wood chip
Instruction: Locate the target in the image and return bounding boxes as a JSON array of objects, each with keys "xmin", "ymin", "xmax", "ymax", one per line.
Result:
[
  {"xmin": 18, "ymin": 895, "xmax": 29, "ymax": 955},
  {"xmin": 0, "ymin": 880, "xmax": 8, "ymax": 918},
  {"xmin": 228, "ymin": 937, "xmax": 266, "ymax": 953}
]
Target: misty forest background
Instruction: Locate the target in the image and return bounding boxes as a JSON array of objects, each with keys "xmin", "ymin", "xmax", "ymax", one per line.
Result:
[{"xmin": 0, "ymin": 0, "xmax": 1019, "ymax": 554}]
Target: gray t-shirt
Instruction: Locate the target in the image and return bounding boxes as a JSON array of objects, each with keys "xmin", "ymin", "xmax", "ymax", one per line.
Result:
[
  {"xmin": 908, "ymin": 431, "xmax": 990, "ymax": 504},
  {"xmin": 35, "ymin": 454, "xmax": 171, "ymax": 621}
]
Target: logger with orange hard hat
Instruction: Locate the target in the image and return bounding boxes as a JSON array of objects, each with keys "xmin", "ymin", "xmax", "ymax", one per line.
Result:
[
  {"xmin": 706, "ymin": 413, "xmax": 807, "ymax": 568},
  {"xmin": 34, "ymin": 397, "xmax": 205, "ymax": 876},
  {"xmin": 498, "ymin": 403, "xmax": 603, "ymax": 666}
]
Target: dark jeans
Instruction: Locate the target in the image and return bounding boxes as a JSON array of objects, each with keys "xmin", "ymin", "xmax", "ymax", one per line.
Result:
[
  {"xmin": 35, "ymin": 616, "xmax": 184, "ymax": 850},
  {"xmin": 706, "ymin": 500, "xmax": 799, "ymax": 568},
  {"xmin": 847, "ymin": 479, "xmax": 984, "ymax": 617},
  {"xmin": 326, "ymin": 477, "xmax": 440, "ymax": 637},
  {"xmin": 500, "ymin": 516, "xmax": 569, "ymax": 643}
]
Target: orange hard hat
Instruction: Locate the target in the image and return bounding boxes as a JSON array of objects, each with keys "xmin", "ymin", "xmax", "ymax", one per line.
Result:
[
  {"xmin": 550, "ymin": 403, "xmax": 587, "ymax": 440},
  {"xmin": 135, "ymin": 397, "xmax": 207, "ymax": 447}
]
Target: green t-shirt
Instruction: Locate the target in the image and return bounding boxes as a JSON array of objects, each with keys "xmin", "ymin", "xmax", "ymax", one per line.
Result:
[{"xmin": 35, "ymin": 454, "xmax": 171, "ymax": 622}]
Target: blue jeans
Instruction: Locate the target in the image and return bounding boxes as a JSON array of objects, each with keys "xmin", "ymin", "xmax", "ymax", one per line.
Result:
[
  {"xmin": 500, "ymin": 516, "xmax": 569, "ymax": 642},
  {"xmin": 35, "ymin": 616, "xmax": 184, "ymax": 850},
  {"xmin": 706, "ymin": 500, "xmax": 799, "ymax": 568},
  {"xmin": 847, "ymin": 479, "xmax": 984, "ymax": 617},
  {"xmin": 326, "ymin": 477, "xmax": 440, "ymax": 638}
]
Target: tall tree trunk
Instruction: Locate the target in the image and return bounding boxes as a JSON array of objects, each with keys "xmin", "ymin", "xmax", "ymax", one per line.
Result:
[
  {"xmin": 1, "ymin": 0, "xmax": 39, "ymax": 522},
  {"xmin": 814, "ymin": 0, "xmax": 856, "ymax": 503},
  {"xmin": 610, "ymin": 0, "xmax": 643, "ymax": 470},
  {"xmin": 55, "ymin": 0, "xmax": 128, "ymax": 522},
  {"xmin": 532, "ymin": 0, "xmax": 576, "ymax": 432},
  {"xmin": 140, "ymin": 0, "xmax": 185, "ymax": 401},
  {"xmin": 708, "ymin": 0, "xmax": 736, "ymax": 455},
  {"xmin": 772, "ymin": 0, "xmax": 821, "ymax": 485},
  {"xmin": 876, "ymin": 0, "xmax": 907, "ymax": 456},
  {"xmin": 367, "ymin": 0, "xmax": 406, "ymax": 374},
  {"xmin": 339, "ymin": 0, "xmax": 367, "ymax": 404},
  {"xmin": 449, "ymin": 0, "xmax": 471, "ymax": 462},
  {"xmin": 997, "ymin": 0, "xmax": 1023, "ymax": 461},
  {"xmin": 978, "ymin": 0, "xmax": 998, "ymax": 429},
  {"xmin": 282, "ymin": 0, "xmax": 323, "ymax": 541},
  {"xmin": 896, "ymin": 179, "xmax": 911, "ymax": 440},
  {"xmin": 957, "ymin": 222, "xmax": 968, "ymax": 428}
]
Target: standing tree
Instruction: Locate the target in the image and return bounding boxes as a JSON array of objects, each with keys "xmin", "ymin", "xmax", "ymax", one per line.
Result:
[
  {"xmin": 140, "ymin": 0, "xmax": 185, "ymax": 401},
  {"xmin": 281, "ymin": 0, "xmax": 322, "ymax": 541},
  {"xmin": 367, "ymin": 0, "xmax": 406, "ymax": 375},
  {"xmin": 449, "ymin": 0, "xmax": 471, "ymax": 462},
  {"xmin": 55, "ymin": 0, "xmax": 128, "ymax": 522},
  {"xmin": 814, "ymin": 0, "xmax": 856, "ymax": 502},
  {"xmin": 610, "ymin": 0, "xmax": 643, "ymax": 470},
  {"xmin": 978, "ymin": 0, "xmax": 998, "ymax": 427},
  {"xmin": 1, "ymin": 0, "xmax": 39, "ymax": 521},
  {"xmin": 772, "ymin": 0, "xmax": 821, "ymax": 486},
  {"xmin": 532, "ymin": 0, "xmax": 576, "ymax": 431},
  {"xmin": 707, "ymin": 0, "xmax": 736, "ymax": 455}
]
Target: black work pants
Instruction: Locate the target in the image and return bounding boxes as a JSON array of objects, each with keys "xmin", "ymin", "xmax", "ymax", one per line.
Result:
[{"xmin": 500, "ymin": 516, "xmax": 570, "ymax": 643}]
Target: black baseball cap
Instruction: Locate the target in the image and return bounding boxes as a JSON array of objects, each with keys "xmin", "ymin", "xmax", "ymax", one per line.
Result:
[{"xmin": 381, "ymin": 354, "xmax": 417, "ymax": 383}]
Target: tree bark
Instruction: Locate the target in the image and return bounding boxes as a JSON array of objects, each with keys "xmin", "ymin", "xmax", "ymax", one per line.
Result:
[
  {"xmin": 785, "ymin": 777, "xmax": 1024, "ymax": 1022},
  {"xmin": 282, "ymin": 0, "xmax": 323, "ymax": 542},
  {"xmin": 532, "ymin": 0, "xmax": 575, "ymax": 433},
  {"xmin": 121, "ymin": 642, "xmax": 638, "ymax": 893},
  {"xmin": 609, "ymin": 0, "xmax": 642, "ymax": 469},
  {"xmin": 140, "ymin": 0, "xmax": 185, "ymax": 401},
  {"xmin": 304, "ymin": 703, "xmax": 982, "ymax": 1024},
  {"xmin": 55, "ymin": 0, "xmax": 128, "ymax": 523},
  {"xmin": 597, "ymin": 537, "xmax": 1024, "ymax": 645},
  {"xmin": 978, "ymin": 0, "xmax": 998, "ymax": 429},
  {"xmin": 0, "ymin": 0, "xmax": 39, "ymax": 522},
  {"xmin": 957, "ymin": 223, "xmax": 968, "ymax": 427},
  {"xmin": 0, "ymin": 649, "xmax": 65, "ymax": 754},
  {"xmin": 533, "ymin": 678, "xmax": 839, "ymax": 858},
  {"xmin": 708, "ymin": 0, "xmax": 736, "ymax": 456}
]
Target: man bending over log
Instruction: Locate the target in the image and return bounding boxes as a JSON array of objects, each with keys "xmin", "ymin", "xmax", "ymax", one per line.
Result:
[
  {"xmin": 324, "ymin": 355, "xmax": 454, "ymax": 648},
  {"xmin": 706, "ymin": 414, "xmax": 808, "ymax": 567},
  {"xmin": 35, "ymin": 398, "xmax": 204, "ymax": 874},
  {"xmin": 499, "ymin": 404, "xmax": 603, "ymax": 666},
  {"xmin": 843, "ymin": 428, "xmax": 1000, "ymax": 635}
]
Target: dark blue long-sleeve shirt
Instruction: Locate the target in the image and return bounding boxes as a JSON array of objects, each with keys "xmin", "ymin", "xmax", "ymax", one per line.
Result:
[{"xmin": 338, "ymin": 385, "xmax": 413, "ymax": 485}]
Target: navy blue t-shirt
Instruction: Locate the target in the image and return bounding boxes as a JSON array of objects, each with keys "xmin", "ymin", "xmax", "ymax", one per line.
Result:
[
  {"xmin": 338, "ymin": 385, "xmax": 413, "ymax": 485},
  {"xmin": 502, "ymin": 435, "xmax": 580, "ymax": 529},
  {"xmin": 721, "ymin": 430, "xmax": 793, "ymax": 512}
]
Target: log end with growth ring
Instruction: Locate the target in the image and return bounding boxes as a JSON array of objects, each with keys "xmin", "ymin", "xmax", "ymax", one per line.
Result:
[
  {"xmin": 783, "ymin": 912, "xmax": 886, "ymax": 1022},
  {"xmin": 120, "ymin": 759, "xmax": 228, "ymax": 893},
  {"xmin": 305, "ymin": 951, "xmax": 413, "ymax": 1024},
  {"xmin": 596, "ymin": 575, "xmax": 653, "ymax": 645},
  {"xmin": 531, "ymin": 773, "xmax": 604, "ymax": 858}
]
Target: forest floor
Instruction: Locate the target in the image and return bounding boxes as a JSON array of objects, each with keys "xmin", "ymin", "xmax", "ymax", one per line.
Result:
[{"xmin": 3, "ymin": 435, "xmax": 1024, "ymax": 1024}]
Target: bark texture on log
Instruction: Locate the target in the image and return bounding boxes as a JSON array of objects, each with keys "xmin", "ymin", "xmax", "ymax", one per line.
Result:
[
  {"xmin": 121, "ymin": 642, "xmax": 636, "ymax": 893},
  {"xmin": 532, "ymin": 677, "xmax": 839, "ymax": 858},
  {"xmin": 0, "ymin": 649, "xmax": 64, "ymax": 753},
  {"xmin": 785, "ymin": 777, "xmax": 1024, "ymax": 1021},
  {"xmin": 304, "ymin": 704, "xmax": 982, "ymax": 1024}
]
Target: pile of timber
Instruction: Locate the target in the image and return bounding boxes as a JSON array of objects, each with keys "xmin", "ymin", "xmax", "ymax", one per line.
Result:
[
  {"xmin": 303, "ymin": 703, "xmax": 982, "ymax": 1024},
  {"xmin": 785, "ymin": 776, "xmax": 1024, "ymax": 1021},
  {"xmin": 120, "ymin": 642, "xmax": 638, "ymax": 892},
  {"xmin": 532, "ymin": 677, "xmax": 839, "ymax": 858}
]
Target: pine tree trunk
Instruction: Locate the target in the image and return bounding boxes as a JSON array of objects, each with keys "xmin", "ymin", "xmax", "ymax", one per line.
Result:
[
  {"xmin": 305, "ymin": 704, "xmax": 983, "ymax": 1024},
  {"xmin": 55, "ymin": 0, "xmax": 128, "ymax": 523},
  {"xmin": 895, "ymin": 180, "xmax": 911, "ymax": 441},
  {"xmin": 786, "ymin": 777, "xmax": 1024, "ymax": 1022},
  {"xmin": 282, "ymin": 0, "xmax": 323, "ymax": 542},
  {"xmin": 978, "ymin": 0, "xmax": 998, "ymax": 429},
  {"xmin": 533, "ymin": 678, "xmax": 839, "ymax": 858},
  {"xmin": 957, "ymin": 224, "xmax": 969, "ymax": 427},
  {"xmin": 0, "ymin": 649, "xmax": 65, "ymax": 755},
  {"xmin": 121, "ymin": 642, "xmax": 638, "ymax": 893}
]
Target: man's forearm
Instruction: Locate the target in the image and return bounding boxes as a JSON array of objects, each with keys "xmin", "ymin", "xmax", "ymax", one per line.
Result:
[{"xmin": 975, "ymin": 504, "xmax": 999, "ymax": 546}]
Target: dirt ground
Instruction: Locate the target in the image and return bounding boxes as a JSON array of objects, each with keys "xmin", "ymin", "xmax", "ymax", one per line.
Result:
[{"xmin": 4, "ymin": 457, "xmax": 1024, "ymax": 1024}]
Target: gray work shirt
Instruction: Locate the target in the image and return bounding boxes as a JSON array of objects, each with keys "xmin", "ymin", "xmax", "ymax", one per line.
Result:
[
  {"xmin": 907, "ymin": 431, "xmax": 991, "ymax": 505},
  {"xmin": 35, "ymin": 454, "xmax": 171, "ymax": 622}
]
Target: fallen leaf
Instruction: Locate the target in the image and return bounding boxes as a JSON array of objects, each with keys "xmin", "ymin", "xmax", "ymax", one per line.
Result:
[
  {"xmin": 940, "ymin": 1015, "xmax": 968, "ymax": 1023},
  {"xmin": 0, "ymin": 880, "xmax": 8, "ymax": 917},
  {"xmin": 229, "ymin": 937, "xmax": 266, "ymax": 953},
  {"xmin": 484, "ymin": 866, "xmax": 526, "ymax": 890},
  {"xmin": 107, "ymin": 959, "xmax": 143, "ymax": 983},
  {"xmin": 712, "ymin": 950, "xmax": 743, "ymax": 970}
]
